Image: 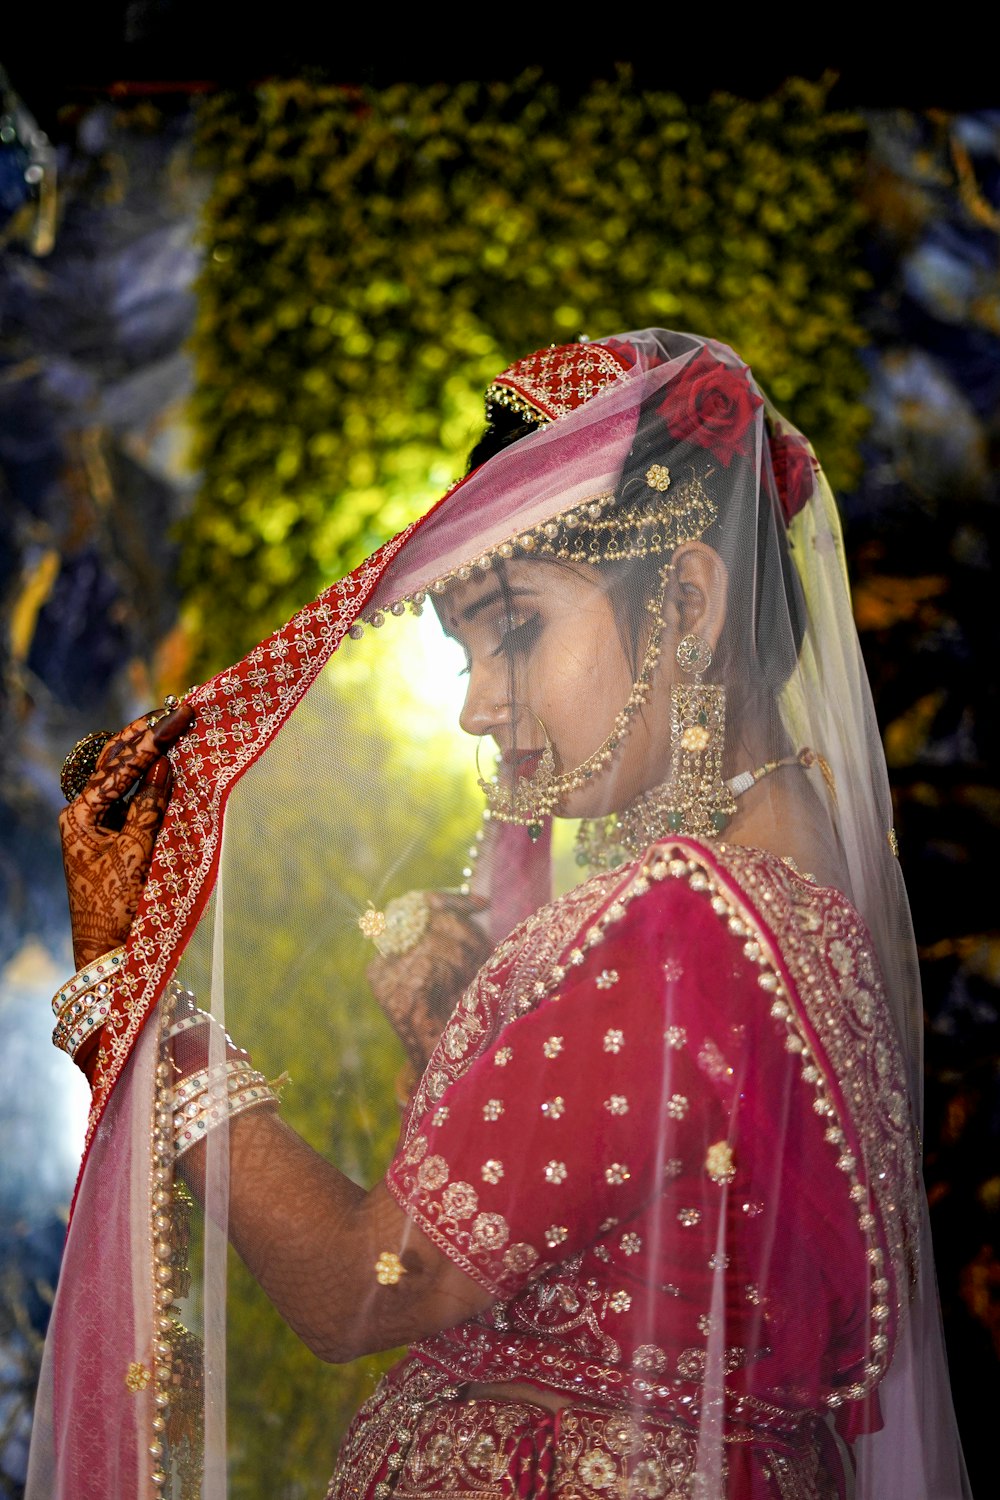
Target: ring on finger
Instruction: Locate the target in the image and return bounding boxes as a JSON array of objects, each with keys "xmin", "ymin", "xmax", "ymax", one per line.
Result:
[
  {"xmin": 60, "ymin": 731, "xmax": 114, "ymax": 802},
  {"xmin": 146, "ymin": 693, "xmax": 181, "ymax": 730}
]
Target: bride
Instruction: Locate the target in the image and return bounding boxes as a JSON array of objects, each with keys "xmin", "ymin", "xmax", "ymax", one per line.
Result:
[{"xmin": 33, "ymin": 330, "xmax": 969, "ymax": 1498}]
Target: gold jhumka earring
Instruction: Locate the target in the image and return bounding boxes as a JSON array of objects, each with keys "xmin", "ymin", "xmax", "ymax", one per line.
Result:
[{"xmin": 615, "ymin": 633, "xmax": 736, "ymax": 850}]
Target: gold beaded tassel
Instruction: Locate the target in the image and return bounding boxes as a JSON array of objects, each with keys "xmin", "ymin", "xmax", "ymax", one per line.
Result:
[
  {"xmin": 661, "ymin": 680, "xmax": 736, "ymax": 837},
  {"xmin": 148, "ymin": 987, "xmax": 204, "ymax": 1498}
]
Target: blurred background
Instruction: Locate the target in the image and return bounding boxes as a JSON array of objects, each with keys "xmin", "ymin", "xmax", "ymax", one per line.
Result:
[{"xmin": 1, "ymin": 13, "xmax": 998, "ymax": 1498}]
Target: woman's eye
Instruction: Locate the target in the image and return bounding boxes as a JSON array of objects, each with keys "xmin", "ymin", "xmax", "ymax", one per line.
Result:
[{"xmin": 493, "ymin": 614, "xmax": 541, "ymax": 659}]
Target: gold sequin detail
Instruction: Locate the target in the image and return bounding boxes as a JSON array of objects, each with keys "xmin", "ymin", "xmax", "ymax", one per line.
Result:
[
  {"xmin": 705, "ymin": 1139, "xmax": 736, "ymax": 1184},
  {"xmin": 374, "ymin": 1251, "xmax": 406, "ymax": 1286},
  {"xmin": 357, "ymin": 905, "xmax": 387, "ymax": 940},
  {"xmin": 125, "ymin": 1361, "xmax": 151, "ymax": 1392}
]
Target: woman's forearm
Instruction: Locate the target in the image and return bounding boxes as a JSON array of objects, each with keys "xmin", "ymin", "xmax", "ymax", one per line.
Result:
[{"xmin": 180, "ymin": 1109, "xmax": 492, "ymax": 1362}]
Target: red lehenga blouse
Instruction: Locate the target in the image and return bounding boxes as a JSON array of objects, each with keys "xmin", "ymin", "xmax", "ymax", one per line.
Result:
[{"xmin": 328, "ymin": 836, "xmax": 920, "ymax": 1500}]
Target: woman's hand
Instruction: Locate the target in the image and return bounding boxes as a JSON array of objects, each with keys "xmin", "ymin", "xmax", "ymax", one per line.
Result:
[
  {"xmin": 366, "ymin": 891, "xmax": 492, "ymax": 1085},
  {"xmin": 58, "ymin": 702, "xmax": 195, "ymax": 968}
]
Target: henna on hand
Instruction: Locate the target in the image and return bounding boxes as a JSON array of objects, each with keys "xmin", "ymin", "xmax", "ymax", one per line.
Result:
[
  {"xmin": 366, "ymin": 892, "xmax": 493, "ymax": 1076},
  {"xmin": 58, "ymin": 704, "xmax": 194, "ymax": 967}
]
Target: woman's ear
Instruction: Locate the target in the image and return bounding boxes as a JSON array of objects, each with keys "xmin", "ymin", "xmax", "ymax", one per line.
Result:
[{"xmin": 666, "ymin": 542, "xmax": 729, "ymax": 654}]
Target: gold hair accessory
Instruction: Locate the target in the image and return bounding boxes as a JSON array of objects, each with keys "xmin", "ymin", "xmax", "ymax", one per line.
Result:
[
  {"xmin": 60, "ymin": 729, "xmax": 113, "ymax": 801},
  {"xmin": 374, "ymin": 1251, "xmax": 406, "ymax": 1286},
  {"xmin": 367, "ymin": 471, "xmax": 718, "ymax": 626}
]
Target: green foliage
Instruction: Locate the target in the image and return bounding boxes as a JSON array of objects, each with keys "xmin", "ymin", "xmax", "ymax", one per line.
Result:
[
  {"xmin": 185, "ymin": 70, "xmax": 870, "ymax": 676},
  {"xmin": 179, "ymin": 72, "xmax": 872, "ymax": 1492}
]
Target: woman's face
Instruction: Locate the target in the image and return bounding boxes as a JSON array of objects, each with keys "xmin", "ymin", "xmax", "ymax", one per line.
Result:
[{"xmin": 438, "ymin": 559, "xmax": 673, "ymax": 819}]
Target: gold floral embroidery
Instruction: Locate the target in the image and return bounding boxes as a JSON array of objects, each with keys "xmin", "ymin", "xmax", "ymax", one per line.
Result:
[
  {"xmin": 631, "ymin": 1343, "xmax": 667, "ymax": 1372},
  {"xmin": 605, "ymin": 1093, "xmax": 629, "ymax": 1115},
  {"xmin": 416, "ymin": 1155, "xmax": 448, "ymax": 1191},
  {"xmin": 441, "ymin": 1181, "xmax": 478, "ymax": 1218},
  {"xmin": 652, "ymin": 837, "xmax": 920, "ymax": 1404},
  {"xmin": 698, "ymin": 1037, "xmax": 733, "ymax": 1082},
  {"xmin": 471, "ymin": 1212, "xmax": 508, "ymax": 1250},
  {"xmin": 502, "ymin": 1243, "xmax": 538, "ymax": 1275}
]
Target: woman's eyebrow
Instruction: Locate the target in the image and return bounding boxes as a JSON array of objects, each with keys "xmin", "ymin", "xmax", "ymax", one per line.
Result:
[{"xmin": 459, "ymin": 586, "xmax": 539, "ymax": 625}]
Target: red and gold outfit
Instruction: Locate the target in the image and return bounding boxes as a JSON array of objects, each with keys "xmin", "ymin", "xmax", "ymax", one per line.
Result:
[
  {"xmin": 32, "ymin": 331, "xmax": 967, "ymax": 1500},
  {"xmin": 331, "ymin": 838, "xmax": 919, "ymax": 1500}
]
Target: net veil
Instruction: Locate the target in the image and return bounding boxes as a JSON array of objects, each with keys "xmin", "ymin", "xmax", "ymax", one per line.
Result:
[{"xmin": 29, "ymin": 330, "xmax": 969, "ymax": 1499}]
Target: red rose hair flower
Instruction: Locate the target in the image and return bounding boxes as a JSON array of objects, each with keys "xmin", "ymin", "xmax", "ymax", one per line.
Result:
[
  {"xmin": 658, "ymin": 348, "xmax": 763, "ymax": 468},
  {"xmin": 769, "ymin": 430, "xmax": 817, "ymax": 524}
]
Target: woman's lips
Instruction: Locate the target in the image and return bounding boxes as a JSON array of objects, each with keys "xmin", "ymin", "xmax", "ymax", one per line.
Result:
[{"xmin": 500, "ymin": 748, "xmax": 544, "ymax": 778}]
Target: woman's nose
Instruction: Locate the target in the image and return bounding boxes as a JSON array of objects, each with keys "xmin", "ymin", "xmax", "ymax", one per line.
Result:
[{"xmin": 459, "ymin": 663, "xmax": 510, "ymax": 739}]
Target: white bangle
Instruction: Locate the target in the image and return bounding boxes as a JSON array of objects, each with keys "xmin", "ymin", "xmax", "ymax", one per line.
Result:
[{"xmin": 51, "ymin": 945, "xmax": 126, "ymax": 1018}]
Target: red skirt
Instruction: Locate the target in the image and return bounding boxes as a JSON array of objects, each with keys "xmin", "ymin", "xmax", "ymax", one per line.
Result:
[{"xmin": 326, "ymin": 1358, "xmax": 842, "ymax": 1500}]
